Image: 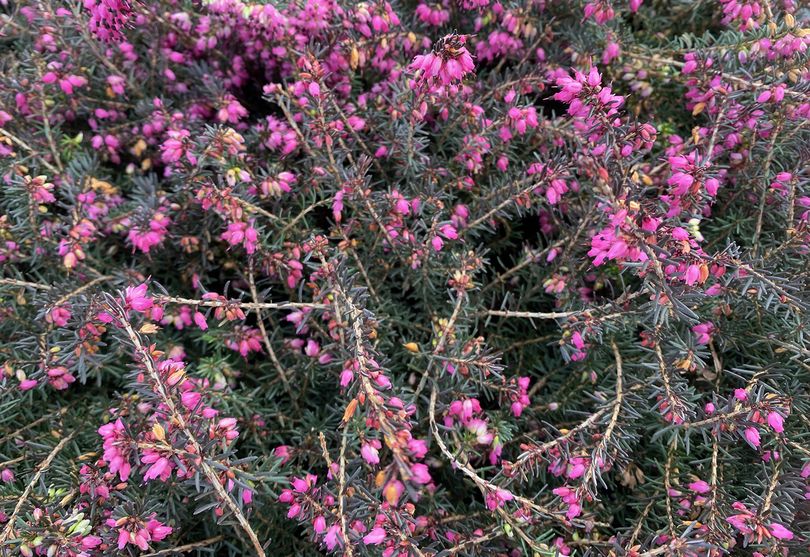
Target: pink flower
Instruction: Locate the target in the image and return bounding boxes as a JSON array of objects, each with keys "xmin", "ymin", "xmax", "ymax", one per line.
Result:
[
  {"xmin": 340, "ymin": 368, "xmax": 354, "ymax": 387},
  {"xmin": 485, "ymin": 488, "xmax": 514, "ymax": 510},
  {"xmin": 769, "ymin": 523, "xmax": 793, "ymax": 540},
  {"xmin": 692, "ymin": 322, "xmax": 714, "ymax": 345},
  {"xmin": 361, "ymin": 441, "xmax": 381, "ymax": 465},
  {"xmin": 161, "ymin": 130, "xmax": 195, "ymax": 165},
  {"xmin": 439, "ymin": 224, "xmax": 458, "ymax": 240},
  {"xmin": 363, "ymin": 527, "xmax": 386, "ymax": 545},
  {"xmin": 688, "ymin": 480, "xmax": 711, "ymax": 494},
  {"xmin": 85, "ymin": 0, "xmax": 134, "ymax": 41},
  {"xmin": 142, "ymin": 454, "xmax": 172, "ymax": 481},
  {"xmin": 47, "ymin": 366, "xmax": 75, "ymax": 390},
  {"xmin": 99, "ymin": 417, "xmax": 133, "ymax": 481},
  {"xmin": 668, "ymin": 172, "xmax": 694, "ymax": 195},
  {"xmin": 193, "ymin": 311, "xmax": 208, "ymax": 330},
  {"xmin": 324, "ymin": 525, "xmax": 341, "ymax": 550},
  {"xmin": 304, "ymin": 339, "xmax": 320, "ymax": 357},
  {"xmin": 410, "ymin": 34, "xmax": 475, "ymax": 87},
  {"xmin": 684, "ymin": 264, "xmax": 701, "ymax": 286},
  {"xmin": 47, "ymin": 306, "xmax": 71, "ymax": 327},
  {"xmin": 125, "ymin": 283, "xmax": 153, "ymax": 312},
  {"xmin": 744, "ymin": 427, "xmax": 761, "ymax": 448},
  {"xmin": 410, "ymin": 463, "xmax": 432, "ymax": 484},
  {"xmin": 221, "ymin": 221, "xmax": 259, "ymax": 254},
  {"xmin": 274, "ymin": 445, "xmax": 292, "ymax": 464},
  {"xmin": 127, "ymin": 211, "xmax": 171, "ymax": 254},
  {"xmin": 767, "ymin": 412, "xmax": 784, "ymax": 433}
]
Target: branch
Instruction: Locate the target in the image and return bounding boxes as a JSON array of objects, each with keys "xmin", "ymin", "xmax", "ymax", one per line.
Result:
[
  {"xmin": 155, "ymin": 295, "xmax": 326, "ymax": 310},
  {"xmin": 247, "ymin": 260, "xmax": 298, "ymax": 410},
  {"xmin": 0, "ymin": 433, "xmax": 76, "ymax": 543},
  {"xmin": 118, "ymin": 316, "xmax": 267, "ymax": 557},
  {"xmin": 141, "ymin": 536, "xmax": 224, "ymax": 557}
]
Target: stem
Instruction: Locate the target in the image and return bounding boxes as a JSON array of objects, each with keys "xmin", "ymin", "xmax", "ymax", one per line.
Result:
[
  {"xmin": 118, "ymin": 316, "xmax": 267, "ymax": 556},
  {"xmin": 0, "ymin": 433, "xmax": 76, "ymax": 543}
]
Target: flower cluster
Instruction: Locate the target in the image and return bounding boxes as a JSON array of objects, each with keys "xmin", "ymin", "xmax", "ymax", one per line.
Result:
[{"xmin": 1, "ymin": 0, "xmax": 809, "ymax": 555}]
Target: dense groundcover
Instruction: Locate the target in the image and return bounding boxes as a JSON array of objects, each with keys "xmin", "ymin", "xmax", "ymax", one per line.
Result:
[{"xmin": 1, "ymin": 0, "xmax": 809, "ymax": 555}]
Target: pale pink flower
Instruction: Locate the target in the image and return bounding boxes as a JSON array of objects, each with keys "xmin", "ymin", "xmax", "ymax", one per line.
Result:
[{"xmin": 363, "ymin": 527, "xmax": 386, "ymax": 545}]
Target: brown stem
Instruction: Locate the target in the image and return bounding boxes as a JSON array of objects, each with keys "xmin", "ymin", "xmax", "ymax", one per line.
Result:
[
  {"xmin": 0, "ymin": 433, "xmax": 76, "ymax": 543},
  {"xmin": 118, "ymin": 317, "xmax": 267, "ymax": 556}
]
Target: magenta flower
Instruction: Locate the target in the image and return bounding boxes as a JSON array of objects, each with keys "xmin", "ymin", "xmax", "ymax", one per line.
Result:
[
  {"xmin": 769, "ymin": 522, "xmax": 794, "ymax": 540},
  {"xmin": 744, "ymin": 426, "xmax": 761, "ymax": 448},
  {"xmin": 124, "ymin": 283, "xmax": 153, "ymax": 313},
  {"xmin": 99, "ymin": 418, "xmax": 133, "ymax": 481},
  {"xmin": 691, "ymin": 322, "xmax": 714, "ymax": 345},
  {"xmin": 141, "ymin": 451, "xmax": 173, "ymax": 482},
  {"xmin": 361, "ymin": 440, "xmax": 381, "ymax": 465},
  {"xmin": 362, "ymin": 527, "xmax": 386, "ymax": 545},
  {"xmin": 84, "ymin": 0, "xmax": 134, "ymax": 42},
  {"xmin": 42, "ymin": 71, "xmax": 88, "ymax": 95},
  {"xmin": 127, "ymin": 211, "xmax": 170, "ymax": 254},
  {"xmin": 485, "ymin": 488, "xmax": 514, "ymax": 510},
  {"xmin": 108, "ymin": 515, "xmax": 173, "ymax": 550},
  {"xmin": 323, "ymin": 525, "xmax": 341, "ymax": 550},
  {"xmin": 221, "ymin": 221, "xmax": 259, "ymax": 254},
  {"xmin": 47, "ymin": 306, "xmax": 72, "ymax": 327},
  {"xmin": 410, "ymin": 34, "xmax": 475, "ymax": 87},
  {"xmin": 47, "ymin": 366, "xmax": 75, "ymax": 390},
  {"xmin": 767, "ymin": 412, "xmax": 784, "ymax": 433},
  {"xmin": 688, "ymin": 480, "xmax": 711, "ymax": 494},
  {"xmin": 193, "ymin": 311, "xmax": 208, "ymax": 330}
]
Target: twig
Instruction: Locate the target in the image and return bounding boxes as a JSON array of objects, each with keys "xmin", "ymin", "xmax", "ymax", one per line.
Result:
[
  {"xmin": 413, "ymin": 293, "xmax": 465, "ymax": 401},
  {"xmin": 428, "ymin": 386, "xmax": 591, "ymax": 530},
  {"xmin": 140, "ymin": 536, "xmax": 224, "ymax": 557},
  {"xmin": 663, "ymin": 440, "xmax": 677, "ymax": 539},
  {"xmin": 758, "ymin": 459, "xmax": 783, "ymax": 519},
  {"xmin": 508, "ymin": 406, "xmax": 610, "ymax": 477},
  {"xmin": 0, "ymin": 406, "xmax": 69, "ymax": 445},
  {"xmin": 466, "ymin": 177, "xmax": 551, "ymax": 230},
  {"xmin": 626, "ymin": 51, "xmax": 809, "ymax": 101},
  {"xmin": 579, "ymin": 341, "xmax": 625, "ymax": 496},
  {"xmin": 484, "ymin": 308, "xmax": 578, "ymax": 320},
  {"xmin": 627, "ymin": 499, "xmax": 656, "ymax": 550},
  {"xmin": 0, "ymin": 128, "xmax": 60, "ymax": 175},
  {"xmin": 0, "ymin": 278, "xmax": 53, "ymax": 291},
  {"xmin": 51, "ymin": 275, "xmax": 112, "ymax": 307},
  {"xmin": 118, "ymin": 316, "xmax": 268, "ymax": 557},
  {"xmin": 752, "ymin": 122, "xmax": 782, "ymax": 258},
  {"xmin": 279, "ymin": 199, "xmax": 330, "ymax": 237},
  {"xmin": 155, "ymin": 295, "xmax": 326, "ymax": 310},
  {"xmin": 337, "ymin": 428, "xmax": 353, "ymax": 556},
  {"xmin": 0, "ymin": 433, "xmax": 76, "ymax": 543},
  {"xmin": 233, "ymin": 196, "xmax": 281, "ymax": 223},
  {"xmin": 247, "ymin": 260, "xmax": 298, "ymax": 411}
]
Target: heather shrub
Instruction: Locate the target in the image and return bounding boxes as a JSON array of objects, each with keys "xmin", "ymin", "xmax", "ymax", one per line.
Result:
[{"xmin": 1, "ymin": 0, "xmax": 809, "ymax": 555}]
